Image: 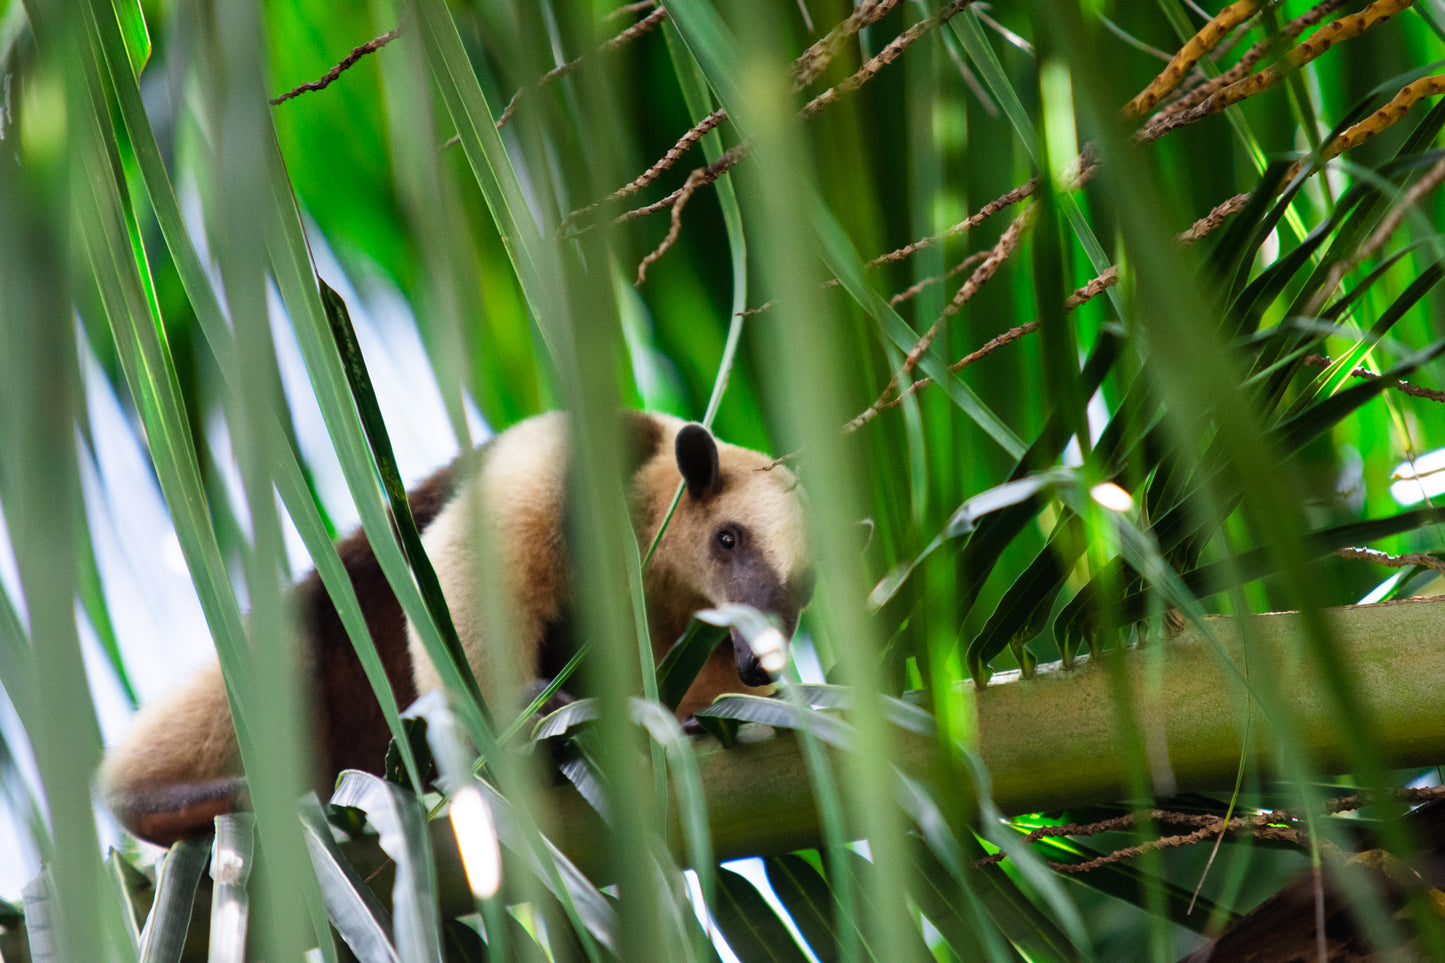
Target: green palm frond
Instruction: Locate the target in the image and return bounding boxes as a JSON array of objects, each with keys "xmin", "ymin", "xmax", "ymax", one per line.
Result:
[{"xmin": 5, "ymin": 0, "xmax": 1445, "ymax": 959}]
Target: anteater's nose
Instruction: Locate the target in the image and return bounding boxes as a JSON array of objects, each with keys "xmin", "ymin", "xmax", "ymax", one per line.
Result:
[
  {"xmin": 738, "ymin": 653, "xmax": 771, "ymax": 687},
  {"xmin": 733, "ymin": 630, "xmax": 773, "ymax": 686}
]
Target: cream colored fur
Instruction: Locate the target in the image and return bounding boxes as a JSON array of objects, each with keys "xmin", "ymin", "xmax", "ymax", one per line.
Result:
[
  {"xmin": 97, "ymin": 660, "xmax": 238, "ymax": 804},
  {"xmin": 408, "ymin": 412, "xmax": 571, "ymax": 707},
  {"xmin": 633, "ymin": 416, "xmax": 808, "ymax": 618},
  {"xmin": 407, "ymin": 411, "xmax": 809, "ymax": 717},
  {"xmin": 103, "ymin": 410, "xmax": 808, "ymax": 836}
]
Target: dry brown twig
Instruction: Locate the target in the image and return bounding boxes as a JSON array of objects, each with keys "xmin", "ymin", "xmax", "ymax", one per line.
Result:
[
  {"xmin": 857, "ymin": 138, "xmax": 1442, "ymax": 427},
  {"xmin": 889, "ymin": 250, "xmax": 992, "ymax": 307},
  {"xmin": 1336, "ymin": 546, "xmax": 1445, "ymax": 576},
  {"xmin": 1300, "ymin": 150, "xmax": 1445, "ymax": 316},
  {"xmin": 1299, "ymin": 73, "xmax": 1445, "ymax": 173},
  {"xmin": 625, "ymin": 142, "xmax": 752, "ymax": 274},
  {"xmin": 1179, "ymin": 192, "xmax": 1250, "ymax": 243},
  {"xmin": 1137, "ymin": 0, "xmax": 1416, "ymax": 143},
  {"xmin": 718, "ymin": 172, "xmax": 1040, "ymax": 323},
  {"xmin": 606, "ymin": 1, "xmax": 659, "ymax": 20},
  {"xmin": 793, "ymin": 0, "xmax": 903, "ymax": 89},
  {"xmin": 974, "ymin": 786, "xmax": 1445, "ymax": 874},
  {"xmin": 615, "ymin": 140, "xmax": 749, "ymax": 227},
  {"xmin": 563, "ymin": 108, "xmax": 727, "ymax": 230},
  {"xmin": 843, "ymin": 128, "xmax": 1269, "ymax": 436},
  {"xmin": 437, "ymin": 4, "xmax": 671, "ymax": 151},
  {"xmin": 895, "ymin": 205, "xmax": 1034, "ymax": 381},
  {"xmin": 1135, "ymin": 72, "xmax": 1445, "ymax": 271},
  {"xmin": 1123, "ymin": 0, "xmax": 1261, "ymax": 120},
  {"xmin": 843, "ymin": 267, "xmax": 1121, "ymax": 434},
  {"xmin": 843, "ymin": 179, "xmax": 1137, "ymax": 437},
  {"xmin": 1169, "ymin": 78, "xmax": 1444, "ymax": 253},
  {"xmin": 1053, "ymin": 822, "xmax": 1296, "ymax": 875},
  {"xmin": 567, "ymin": 0, "xmax": 904, "ymax": 235},
  {"xmin": 845, "ymin": 206, "xmax": 1034, "ymax": 433},
  {"xmin": 561, "ymin": 0, "xmax": 913, "ymax": 238},
  {"xmin": 270, "ymin": 22, "xmax": 405, "ymax": 105},
  {"xmin": 635, "ymin": 167, "xmax": 708, "ymax": 286},
  {"xmin": 801, "ymin": 0, "xmax": 973, "ymax": 120},
  {"xmin": 724, "ymin": 0, "xmax": 1443, "ymax": 452},
  {"xmin": 496, "ymin": 5, "xmax": 670, "ymax": 128},
  {"xmin": 872, "ymin": 177, "xmax": 1041, "ymax": 270},
  {"xmin": 619, "ymin": 0, "xmax": 976, "ymax": 276},
  {"xmin": 1153, "ymin": 0, "xmax": 1352, "ymax": 125},
  {"xmin": 1301, "ymin": 353, "xmax": 1445, "ymax": 404}
]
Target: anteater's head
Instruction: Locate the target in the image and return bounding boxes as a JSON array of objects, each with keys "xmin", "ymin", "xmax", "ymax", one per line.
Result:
[{"xmin": 633, "ymin": 418, "xmax": 813, "ymax": 715}]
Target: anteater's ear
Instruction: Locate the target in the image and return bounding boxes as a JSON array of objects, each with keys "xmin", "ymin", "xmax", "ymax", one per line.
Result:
[{"xmin": 675, "ymin": 423, "xmax": 721, "ymax": 500}]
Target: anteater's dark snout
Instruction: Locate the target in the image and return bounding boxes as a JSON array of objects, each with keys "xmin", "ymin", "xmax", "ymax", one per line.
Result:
[{"xmin": 733, "ymin": 629, "xmax": 773, "ymax": 687}]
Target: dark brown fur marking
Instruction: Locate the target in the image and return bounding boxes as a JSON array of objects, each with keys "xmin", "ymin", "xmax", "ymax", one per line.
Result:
[
  {"xmin": 108, "ymin": 778, "xmax": 247, "ymax": 848},
  {"xmin": 527, "ymin": 412, "xmax": 663, "ymax": 700},
  {"xmin": 304, "ymin": 458, "xmax": 462, "ymax": 788},
  {"xmin": 622, "ymin": 409, "xmax": 666, "ymax": 474}
]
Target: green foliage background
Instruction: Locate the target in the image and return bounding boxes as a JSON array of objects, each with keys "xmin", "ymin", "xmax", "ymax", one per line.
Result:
[{"xmin": 2, "ymin": 0, "xmax": 1445, "ymax": 959}]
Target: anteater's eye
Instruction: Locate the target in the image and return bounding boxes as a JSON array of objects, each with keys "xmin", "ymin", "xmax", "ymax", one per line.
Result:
[{"xmin": 716, "ymin": 528, "xmax": 738, "ymax": 551}]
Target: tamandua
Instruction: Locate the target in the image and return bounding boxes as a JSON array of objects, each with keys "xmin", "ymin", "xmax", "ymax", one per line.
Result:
[{"xmin": 98, "ymin": 411, "xmax": 813, "ymax": 845}]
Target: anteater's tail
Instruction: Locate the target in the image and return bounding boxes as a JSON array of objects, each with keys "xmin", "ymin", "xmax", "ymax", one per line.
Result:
[{"xmin": 97, "ymin": 660, "xmax": 246, "ymax": 846}]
